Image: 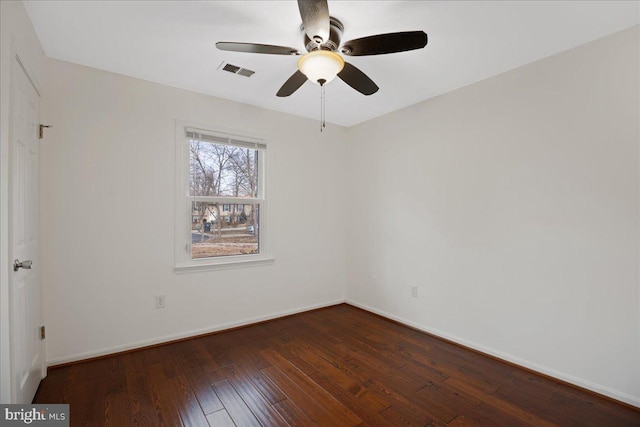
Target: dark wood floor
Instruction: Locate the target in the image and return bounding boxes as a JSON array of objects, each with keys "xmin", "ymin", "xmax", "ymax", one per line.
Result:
[{"xmin": 34, "ymin": 304, "xmax": 639, "ymax": 426}]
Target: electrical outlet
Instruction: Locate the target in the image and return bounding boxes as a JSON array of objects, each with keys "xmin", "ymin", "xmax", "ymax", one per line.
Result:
[
  {"xmin": 410, "ymin": 286, "xmax": 418, "ymax": 298},
  {"xmin": 155, "ymin": 295, "xmax": 166, "ymax": 309}
]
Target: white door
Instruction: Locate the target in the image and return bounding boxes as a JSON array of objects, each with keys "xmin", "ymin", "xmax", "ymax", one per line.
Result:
[{"xmin": 10, "ymin": 55, "xmax": 44, "ymax": 404}]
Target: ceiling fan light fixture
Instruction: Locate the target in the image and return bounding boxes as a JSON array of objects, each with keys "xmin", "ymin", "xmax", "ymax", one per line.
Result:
[{"xmin": 297, "ymin": 50, "xmax": 344, "ymax": 85}]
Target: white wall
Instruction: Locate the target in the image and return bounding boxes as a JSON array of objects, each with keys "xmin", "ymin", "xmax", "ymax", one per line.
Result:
[
  {"xmin": 0, "ymin": 0, "xmax": 44, "ymax": 403},
  {"xmin": 40, "ymin": 59, "xmax": 348, "ymax": 364},
  {"xmin": 345, "ymin": 26, "xmax": 640, "ymax": 406}
]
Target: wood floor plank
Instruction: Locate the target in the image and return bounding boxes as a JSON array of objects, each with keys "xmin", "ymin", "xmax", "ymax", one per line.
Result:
[
  {"xmin": 363, "ymin": 333, "xmax": 450, "ymax": 382},
  {"xmin": 433, "ymin": 344, "xmax": 516, "ymax": 383},
  {"xmin": 262, "ymin": 364, "xmax": 360, "ymax": 426},
  {"xmin": 444, "ymin": 377, "xmax": 557, "ymax": 427},
  {"xmin": 206, "ymin": 409, "xmax": 236, "ymax": 427},
  {"xmin": 123, "ymin": 354, "xmax": 161, "ymax": 427},
  {"xmin": 326, "ymin": 323, "xmax": 407, "ymax": 370},
  {"xmin": 488, "ymin": 378, "xmax": 568, "ymax": 425},
  {"xmin": 333, "ymin": 340, "xmax": 426, "ymax": 390},
  {"xmin": 448, "ymin": 405, "xmax": 546, "ymax": 427},
  {"xmin": 186, "ymin": 339, "xmax": 227, "ymax": 384},
  {"xmin": 340, "ymin": 352, "xmax": 459, "ymax": 423},
  {"xmin": 68, "ymin": 375, "xmax": 107, "ymax": 426},
  {"xmin": 174, "ymin": 340, "xmax": 225, "ymax": 415},
  {"xmin": 32, "ymin": 366, "xmax": 68, "ymax": 404},
  {"xmin": 105, "ymin": 357, "xmax": 127, "ymax": 395},
  {"xmin": 262, "ymin": 366, "xmax": 340, "ymax": 425},
  {"xmin": 507, "ymin": 369, "xmax": 640, "ymax": 425},
  {"xmin": 308, "ymin": 369, "xmax": 395, "ymax": 426},
  {"xmin": 202, "ymin": 335, "xmax": 236, "ymax": 369},
  {"xmin": 211, "ymin": 379, "xmax": 261, "ymax": 427},
  {"xmin": 33, "ymin": 304, "xmax": 640, "ymax": 426},
  {"xmin": 379, "ymin": 405, "xmax": 447, "ymax": 427},
  {"xmin": 548, "ymin": 392, "xmax": 640, "ymax": 427},
  {"xmin": 448, "ymin": 415, "xmax": 481, "ymax": 427},
  {"xmin": 168, "ymin": 374, "xmax": 209, "ymax": 427},
  {"xmin": 231, "ymin": 362, "xmax": 287, "ymax": 405},
  {"xmin": 286, "ymin": 340, "xmax": 391, "ymax": 412},
  {"xmin": 104, "ymin": 391, "xmax": 131, "ymax": 427},
  {"xmin": 146, "ymin": 363, "xmax": 184, "ymax": 427},
  {"xmin": 221, "ymin": 364, "xmax": 289, "ymax": 426},
  {"xmin": 289, "ymin": 338, "xmax": 447, "ymax": 426},
  {"xmin": 184, "ymin": 367, "xmax": 225, "ymax": 415},
  {"xmin": 401, "ymin": 345, "xmax": 500, "ymax": 396},
  {"xmin": 272, "ymin": 399, "xmax": 316, "ymax": 427},
  {"xmin": 260, "ymin": 348, "xmax": 362, "ymax": 426}
]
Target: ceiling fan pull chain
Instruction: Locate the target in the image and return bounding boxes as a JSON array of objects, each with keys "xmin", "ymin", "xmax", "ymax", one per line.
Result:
[
  {"xmin": 321, "ymin": 84, "xmax": 326, "ymax": 132},
  {"xmin": 319, "ymin": 84, "xmax": 323, "ymax": 132}
]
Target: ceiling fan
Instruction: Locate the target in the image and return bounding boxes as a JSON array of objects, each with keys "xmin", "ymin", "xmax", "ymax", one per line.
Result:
[{"xmin": 216, "ymin": 0, "xmax": 428, "ymax": 97}]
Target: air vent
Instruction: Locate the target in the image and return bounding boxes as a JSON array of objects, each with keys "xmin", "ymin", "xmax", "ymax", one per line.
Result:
[
  {"xmin": 222, "ymin": 63, "xmax": 241, "ymax": 73},
  {"xmin": 219, "ymin": 62, "xmax": 255, "ymax": 78}
]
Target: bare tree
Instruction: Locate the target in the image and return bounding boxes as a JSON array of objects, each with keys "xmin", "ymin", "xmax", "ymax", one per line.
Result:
[
  {"xmin": 190, "ymin": 141, "xmax": 215, "ymax": 231},
  {"xmin": 190, "ymin": 141, "xmax": 236, "ymax": 238},
  {"xmin": 229, "ymin": 148, "xmax": 259, "ymax": 232}
]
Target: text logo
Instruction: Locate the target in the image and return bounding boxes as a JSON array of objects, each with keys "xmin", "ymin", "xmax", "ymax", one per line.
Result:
[{"xmin": 0, "ymin": 405, "xmax": 69, "ymax": 426}]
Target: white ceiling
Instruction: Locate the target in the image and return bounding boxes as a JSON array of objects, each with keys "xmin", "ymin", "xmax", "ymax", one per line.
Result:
[{"xmin": 23, "ymin": 1, "xmax": 639, "ymax": 127}]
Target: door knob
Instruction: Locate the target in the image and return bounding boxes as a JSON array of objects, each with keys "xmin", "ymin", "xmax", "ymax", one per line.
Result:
[{"xmin": 13, "ymin": 259, "xmax": 32, "ymax": 272}]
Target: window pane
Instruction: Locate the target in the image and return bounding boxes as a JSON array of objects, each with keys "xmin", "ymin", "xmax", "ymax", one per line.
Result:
[
  {"xmin": 191, "ymin": 202, "xmax": 259, "ymax": 259},
  {"xmin": 189, "ymin": 139, "xmax": 258, "ymax": 198}
]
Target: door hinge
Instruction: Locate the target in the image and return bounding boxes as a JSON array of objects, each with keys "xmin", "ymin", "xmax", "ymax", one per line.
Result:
[
  {"xmin": 40, "ymin": 325, "xmax": 46, "ymax": 340},
  {"xmin": 39, "ymin": 124, "xmax": 52, "ymax": 139}
]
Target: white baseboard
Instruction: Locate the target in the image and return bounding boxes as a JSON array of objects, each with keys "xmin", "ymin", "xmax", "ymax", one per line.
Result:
[
  {"xmin": 345, "ymin": 299, "xmax": 640, "ymax": 408},
  {"xmin": 47, "ymin": 299, "xmax": 345, "ymax": 367}
]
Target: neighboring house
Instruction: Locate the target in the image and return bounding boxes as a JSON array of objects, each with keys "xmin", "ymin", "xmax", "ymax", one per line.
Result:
[{"xmin": 192, "ymin": 203, "xmax": 254, "ymax": 226}]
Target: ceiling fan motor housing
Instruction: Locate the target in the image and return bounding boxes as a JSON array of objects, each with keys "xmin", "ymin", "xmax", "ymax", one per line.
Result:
[{"xmin": 303, "ymin": 17, "xmax": 344, "ymax": 52}]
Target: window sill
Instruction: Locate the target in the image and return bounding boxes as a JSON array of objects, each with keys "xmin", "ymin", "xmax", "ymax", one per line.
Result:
[{"xmin": 174, "ymin": 257, "xmax": 275, "ymax": 274}]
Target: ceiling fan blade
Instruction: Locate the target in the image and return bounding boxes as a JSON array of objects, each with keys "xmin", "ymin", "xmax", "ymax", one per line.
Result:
[
  {"xmin": 338, "ymin": 62, "xmax": 379, "ymax": 96},
  {"xmin": 298, "ymin": 0, "xmax": 330, "ymax": 44},
  {"xmin": 276, "ymin": 70, "xmax": 308, "ymax": 97},
  {"xmin": 341, "ymin": 31, "xmax": 428, "ymax": 56},
  {"xmin": 216, "ymin": 42, "xmax": 300, "ymax": 55}
]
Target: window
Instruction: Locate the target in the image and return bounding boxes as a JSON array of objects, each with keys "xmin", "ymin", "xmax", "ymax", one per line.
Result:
[{"xmin": 175, "ymin": 124, "xmax": 270, "ymax": 270}]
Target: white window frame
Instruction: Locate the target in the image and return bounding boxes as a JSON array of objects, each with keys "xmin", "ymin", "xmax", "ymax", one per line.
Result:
[{"xmin": 174, "ymin": 121, "xmax": 273, "ymax": 272}]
